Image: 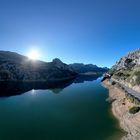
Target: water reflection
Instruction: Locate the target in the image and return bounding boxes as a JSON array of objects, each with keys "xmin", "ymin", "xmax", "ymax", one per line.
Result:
[
  {"xmin": 0, "ymin": 74, "xmax": 101, "ymax": 97},
  {"xmin": 50, "ymin": 88, "xmax": 64, "ymax": 94},
  {"xmin": 74, "ymin": 74, "xmax": 100, "ymax": 83}
]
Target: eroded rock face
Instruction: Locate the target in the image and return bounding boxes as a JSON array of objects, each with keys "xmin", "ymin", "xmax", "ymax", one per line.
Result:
[
  {"xmin": 112, "ymin": 49, "xmax": 140, "ymax": 71},
  {"xmin": 109, "ymin": 48, "xmax": 140, "ymax": 90},
  {"xmin": 0, "ymin": 51, "xmax": 77, "ymax": 81}
]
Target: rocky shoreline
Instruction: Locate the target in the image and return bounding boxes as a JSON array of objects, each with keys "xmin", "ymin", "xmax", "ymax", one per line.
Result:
[{"xmin": 103, "ymin": 79, "xmax": 140, "ymax": 140}]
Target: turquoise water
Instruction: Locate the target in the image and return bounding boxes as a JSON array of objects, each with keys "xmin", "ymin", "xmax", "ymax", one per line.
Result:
[{"xmin": 0, "ymin": 78, "xmax": 123, "ymax": 140}]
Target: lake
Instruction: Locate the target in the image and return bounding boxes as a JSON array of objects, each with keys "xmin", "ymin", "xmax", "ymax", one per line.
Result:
[{"xmin": 0, "ymin": 76, "xmax": 124, "ymax": 140}]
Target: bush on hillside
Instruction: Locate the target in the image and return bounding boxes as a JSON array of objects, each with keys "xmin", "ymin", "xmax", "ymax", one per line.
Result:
[
  {"xmin": 134, "ymin": 71, "xmax": 140, "ymax": 85},
  {"xmin": 129, "ymin": 106, "xmax": 140, "ymax": 114}
]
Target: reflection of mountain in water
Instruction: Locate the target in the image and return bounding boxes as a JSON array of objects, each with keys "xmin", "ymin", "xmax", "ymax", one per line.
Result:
[
  {"xmin": 74, "ymin": 74, "xmax": 101, "ymax": 83},
  {"xmin": 0, "ymin": 79, "xmax": 75, "ymax": 97},
  {"xmin": 50, "ymin": 88, "xmax": 64, "ymax": 94},
  {"xmin": 0, "ymin": 74, "xmax": 101, "ymax": 97}
]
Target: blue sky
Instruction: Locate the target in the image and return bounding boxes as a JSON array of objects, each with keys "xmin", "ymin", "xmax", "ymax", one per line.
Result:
[{"xmin": 0, "ymin": 0, "xmax": 140, "ymax": 67}]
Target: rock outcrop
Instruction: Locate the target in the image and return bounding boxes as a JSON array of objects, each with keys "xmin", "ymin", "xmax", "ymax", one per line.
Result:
[
  {"xmin": 108, "ymin": 49, "xmax": 140, "ymax": 92},
  {"xmin": 111, "ymin": 49, "xmax": 140, "ymax": 71}
]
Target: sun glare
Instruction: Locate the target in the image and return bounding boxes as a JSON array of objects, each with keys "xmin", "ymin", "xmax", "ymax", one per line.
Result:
[{"xmin": 27, "ymin": 49, "xmax": 40, "ymax": 60}]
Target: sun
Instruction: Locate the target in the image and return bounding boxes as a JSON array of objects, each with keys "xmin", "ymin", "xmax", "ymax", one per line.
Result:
[{"xmin": 27, "ymin": 49, "xmax": 40, "ymax": 60}]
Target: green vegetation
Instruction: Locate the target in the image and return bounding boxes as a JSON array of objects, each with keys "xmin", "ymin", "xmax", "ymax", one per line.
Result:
[
  {"xmin": 134, "ymin": 71, "xmax": 140, "ymax": 85},
  {"xmin": 113, "ymin": 70, "xmax": 131, "ymax": 81},
  {"xmin": 126, "ymin": 70, "xmax": 140, "ymax": 86},
  {"xmin": 111, "ymin": 66, "xmax": 140, "ymax": 86},
  {"xmin": 125, "ymin": 58, "xmax": 133, "ymax": 64},
  {"xmin": 124, "ymin": 58, "xmax": 136, "ymax": 69},
  {"xmin": 129, "ymin": 106, "xmax": 140, "ymax": 114},
  {"xmin": 111, "ymin": 81, "xmax": 116, "ymax": 85},
  {"xmin": 125, "ymin": 93, "xmax": 140, "ymax": 105}
]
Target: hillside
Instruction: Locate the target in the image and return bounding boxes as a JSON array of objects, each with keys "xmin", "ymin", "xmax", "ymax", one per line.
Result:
[
  {"xmin": 108, "ymin": 49, "xmax": 140, "ymax": 91},
  {"xmin": 0, "ymin": 51, "xmax": 108, "ymax": 82},
  {"xmin": 0, "ymin": 51, "xmax": 77, "ymax": 81}
]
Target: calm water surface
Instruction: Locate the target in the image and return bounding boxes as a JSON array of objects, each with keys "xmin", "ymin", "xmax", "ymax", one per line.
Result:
[{"xmin": 0, "ymin": 77, "xmax": 124, "ymax": 140}]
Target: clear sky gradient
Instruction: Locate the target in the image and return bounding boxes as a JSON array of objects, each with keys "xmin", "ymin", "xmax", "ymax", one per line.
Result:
[{"xmin": 0, "ymin": 0, "xmax": 140, "ymax": 67}]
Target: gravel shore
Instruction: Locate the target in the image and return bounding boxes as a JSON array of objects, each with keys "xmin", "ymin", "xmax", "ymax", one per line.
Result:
[{"xmin": 103, "ymin": 80, "xmax": 140, "ymax": 140}]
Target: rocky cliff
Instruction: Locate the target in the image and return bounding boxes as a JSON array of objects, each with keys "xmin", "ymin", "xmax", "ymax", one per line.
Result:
[{"xmin": 109, "ymin": 49, "xmax": 140, "ymax": 92}]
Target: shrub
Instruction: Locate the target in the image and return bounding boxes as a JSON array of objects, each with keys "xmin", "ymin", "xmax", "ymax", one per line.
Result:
[
  {"xmin": 130, "ymin": 71, "xmax": 140, "ymax": 85},
  {"xmin": 134, "ymin": 98, "xmax": 140, "ymax": 105},
  {"xmin": 111, "ymin": 81, "xmax": 116, "ymax": 85},
  {"xmin": 134, "ymin": 71, "xmax": 140, "ymax": 76},
  {"xmin": 135, "ymin": 75, "xmax": 140, "ymax": 85},
  {"xmin": 129, "ymin": 106, "xmax": 140, "ymax": 114},
  {"xmin": 114, "ymin": 71, "xmax": 130, "ymax": 80},
  {"xmin": 125, "ymin": 58, "xmax": 133, "ymax": 64}
]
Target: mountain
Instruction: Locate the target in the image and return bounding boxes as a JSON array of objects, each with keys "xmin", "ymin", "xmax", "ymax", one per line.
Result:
[
  {"xmin": 0, "ymin": 51, "xmax": 77, "ymax": 81},
  {"xmin": 108, "ymin": 49, "xmax": 140, "ymax": 91},
  {"xmin": 69, "ymin": 63, "xmax": 109, "ymax": 74}
]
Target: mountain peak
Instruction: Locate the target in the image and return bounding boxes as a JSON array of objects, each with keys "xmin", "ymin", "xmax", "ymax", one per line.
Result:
[
  {"xmin": 112, "ymin": 48, "xmax": 140, "ymax": 71},
  {"xmin": 52, "ymin": 58, "xmax": 63, "ymax": 64}
]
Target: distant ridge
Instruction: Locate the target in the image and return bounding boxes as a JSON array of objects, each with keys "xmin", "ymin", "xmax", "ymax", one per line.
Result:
[{"xmin": 69, "ymin": 63, "xmax": 109, "ymax": 74}]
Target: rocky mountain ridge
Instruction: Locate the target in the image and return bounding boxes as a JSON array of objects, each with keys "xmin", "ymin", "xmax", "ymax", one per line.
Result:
[
  {"xmin": 69, "ymin": 63, "xmax": 108, "ymax": 74},
  {"xmin": 0, "ymin": 51, "xmax": 77, "ymax": 81},
  {"xmin": 0, "ymin": 51, "xmax": 108, "ymax": 82},
  {"xmin": 109, "ymin": 48, "xmax": 140, "ymax": 92},
  {"xmin": 112, "ymin": 49, "xmax": 140, "ymax": 71}
]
